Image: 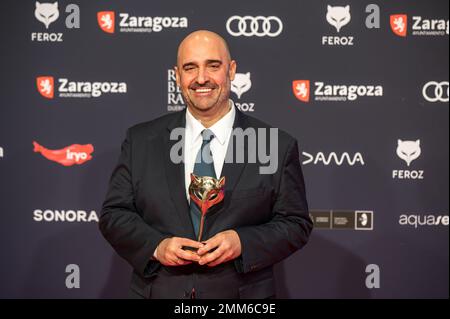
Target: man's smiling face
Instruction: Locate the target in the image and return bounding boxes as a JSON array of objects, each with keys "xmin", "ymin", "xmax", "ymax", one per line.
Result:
[{"xmin": 175, "ymin": 31, "xmax": 236, "ymax": 113}]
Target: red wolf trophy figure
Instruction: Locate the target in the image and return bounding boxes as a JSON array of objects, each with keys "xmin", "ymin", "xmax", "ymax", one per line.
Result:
[{"xmin": 188, "ymin": 173, "xmax": 225, "ymax": 242}]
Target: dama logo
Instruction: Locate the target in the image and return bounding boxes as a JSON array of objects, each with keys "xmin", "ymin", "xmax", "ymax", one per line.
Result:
[
  {"xmin": 36, "ymin": 76, "xmax": 54, "ymax": 99},
  {"xmin": 293, "ymin": 80, "xmax": 310, "ymax": 102},
  {"xmin": 390, "ymin": 14, "xmax": 408, "ymax": 37},
  {"xmin": 33, "ymin": 141, "xmax": 94, "ymax": 166},
  {"xmin": 97, "ymin": 11, "xmax": 115, "ymax": 34},
  {"xmin": 302, "ymin": 151, "xmax": 365, "ymax": 166}
]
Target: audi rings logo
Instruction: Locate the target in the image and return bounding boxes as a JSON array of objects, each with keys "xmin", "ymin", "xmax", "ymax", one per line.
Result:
[
  {"xmin": 422, "ymin": 81, "xmax": 449, "ymax": 102},
  {"xmin": 226, "ymin": 16, "xmax": 283, "ymax": 37}
]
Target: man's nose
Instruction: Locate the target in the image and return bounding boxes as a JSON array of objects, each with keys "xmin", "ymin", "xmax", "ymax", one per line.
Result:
[{"xmin": 196, "ymin": 67, "xmax": 209, "ymax": 84}]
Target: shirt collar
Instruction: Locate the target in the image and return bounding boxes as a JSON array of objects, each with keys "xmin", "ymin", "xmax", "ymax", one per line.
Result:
[{"xmin": 186, "ymin": 99, "xmax": 236, "ymax": 145}]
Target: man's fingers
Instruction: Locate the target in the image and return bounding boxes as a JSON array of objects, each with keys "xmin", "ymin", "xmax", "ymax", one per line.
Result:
[
  {"xmin": 197, "ymin": 236, "xmax": 221, "ymax": 255},
  {"xmin": 199, "ymin": 245, "xmax": 225, "ymax": 265},
  {"xmin": 178, "ymin": 238, "xmax": 204, "ymax": 250},
  {"xmin": 177, "ymin": 249, "xmax": 200, "ymax": 262}
]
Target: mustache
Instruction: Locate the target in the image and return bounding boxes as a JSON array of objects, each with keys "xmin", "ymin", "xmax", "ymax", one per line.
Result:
[{"xmin": 189, "ymin": 82, "xmax": 218, "ymax": 90}]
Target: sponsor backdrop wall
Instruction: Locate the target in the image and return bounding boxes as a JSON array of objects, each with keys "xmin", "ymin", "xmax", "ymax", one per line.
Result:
[{"xmin": 0, "ymin": 0, "xmax": 448, "ymax": 298}]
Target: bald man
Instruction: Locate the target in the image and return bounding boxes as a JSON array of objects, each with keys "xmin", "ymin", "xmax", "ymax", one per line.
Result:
[{"xmin": 100, "ymin": 30, "xmax": 312, "ymax": 299}]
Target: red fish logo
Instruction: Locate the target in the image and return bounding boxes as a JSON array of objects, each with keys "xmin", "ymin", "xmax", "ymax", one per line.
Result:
[
  {"xmin": 33, "ymin": 141, "xmax": 94, "ymax": 166},
  {"xmin": 97, "ymin": 11, "xmax": 115, "ymax": 33},
  {"xmin": 292, "ymin": 80, "xmax": 310, "ymax": 102},
  {"xmin": 390, "ymin": 14, "xmax": 408, "ymax": 37},
  {"xmin": 36, "ymin": 76, "xmax": 54, "ymax": 99}
]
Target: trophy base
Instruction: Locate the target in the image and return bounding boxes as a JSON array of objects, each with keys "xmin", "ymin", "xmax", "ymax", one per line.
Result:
[{"xmin": 182, "ymin": 245, "xmax": 218, "ymax": 254}]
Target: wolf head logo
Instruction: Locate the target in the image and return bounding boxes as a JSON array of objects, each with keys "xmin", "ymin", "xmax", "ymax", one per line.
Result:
[
  {"xmin": 231, "ymin": 73, "xmax": 252, "ymax": 99},
  {"xmin": 326, "ymin": 5, "xmax": 351, "ymax": 33},
  {"xmin": 396, "ymin": 139, "xmax": 421, "ymax": 167},
  {"xmin": 35, "ymin": 1, "xmax": 59, "ymax": 29}
]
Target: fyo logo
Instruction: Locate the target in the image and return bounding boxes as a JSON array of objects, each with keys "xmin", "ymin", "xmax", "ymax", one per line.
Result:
[{"xmin": 226, "ymin": 16, "xmax": 283, "ymax": 37}]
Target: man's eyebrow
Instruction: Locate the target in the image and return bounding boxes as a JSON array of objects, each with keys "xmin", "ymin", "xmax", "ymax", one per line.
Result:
[
  {"xmin": 182, "ymin": 60, "xmax": 223, "ymax": 68},
  {"xmin": 182, "ymin": 62, "xmax": 197, "ymax": 68}
]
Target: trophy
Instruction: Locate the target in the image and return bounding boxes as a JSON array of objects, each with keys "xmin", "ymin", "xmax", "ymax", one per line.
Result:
[{"xmin": 188, "ymin": 173, "xmax": 226, "ymax": 242}]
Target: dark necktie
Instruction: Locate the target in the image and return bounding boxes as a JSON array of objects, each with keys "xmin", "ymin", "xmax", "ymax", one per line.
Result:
[{"xmin": 189, "ymin": 129, "xmax": 215, "ymax": 238}]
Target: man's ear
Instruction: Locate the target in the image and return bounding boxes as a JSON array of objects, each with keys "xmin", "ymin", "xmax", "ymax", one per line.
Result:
[
  {"xmin": 229, "ymin": 60, "xmax": 237, "ymax": 81},
  {"xmin": 174, "ymin": 66, "xmax": 180, "ymax": 88}
]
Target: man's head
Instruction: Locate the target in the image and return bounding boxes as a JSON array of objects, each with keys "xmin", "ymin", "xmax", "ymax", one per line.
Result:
[{"xmin": 175, "ymin": 30, "xmax": 236, "ymax": 115}]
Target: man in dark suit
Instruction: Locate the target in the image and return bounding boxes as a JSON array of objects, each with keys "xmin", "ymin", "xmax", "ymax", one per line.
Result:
[{"xmin": 99, "ymin": 30, "xmax": 312, "ymax": 299}]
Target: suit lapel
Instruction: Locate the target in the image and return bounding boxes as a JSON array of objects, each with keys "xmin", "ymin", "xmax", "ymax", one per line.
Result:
[
  {"xmin": 163, "ymin": 109, "xmax": 194, "ymax": 236},
  {"xmin": 208, "ymin": 108, "xmax": 250, "ymax": 217}
]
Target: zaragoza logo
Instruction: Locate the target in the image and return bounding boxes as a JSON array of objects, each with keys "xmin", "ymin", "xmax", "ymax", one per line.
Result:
[
  {"xmin": 97, "ymin": 10, "xmax": 188, "ymax": 34},
  {"xmin": 390, "ymin": 14, "xmax": 408, "ymax": 37},
  {"xmin": 33, "ymin": 141, "xmax": 94, "ymax": 166},
  {"xmin": 37, "ymin": 76, "xmax": 54, "ymax": 99},
  {"xmin": 292, "ymin": 80, "xmax": 310, "ymax": 102},
  {"xmin": 97, "ymin": 11, "xmax": 115, "ymax": 33}
]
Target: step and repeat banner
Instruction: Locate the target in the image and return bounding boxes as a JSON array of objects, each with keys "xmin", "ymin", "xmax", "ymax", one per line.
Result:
[{"xmin": 0, "ymin": 0, "xmax": 448, "ymax": 298}]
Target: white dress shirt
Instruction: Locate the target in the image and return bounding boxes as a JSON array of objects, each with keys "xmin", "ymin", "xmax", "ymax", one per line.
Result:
[
  {"xmin": 154, "ymin": 100, "xmax": 236, "ymax": 260},
  {"xmin": 184, "ymin": 100, "xmax": 236, "ymax": 202}
]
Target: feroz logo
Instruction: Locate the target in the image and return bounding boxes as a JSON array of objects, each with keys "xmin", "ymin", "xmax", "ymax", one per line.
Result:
[
  {"xmin": 226, "ymin": 16, "xmax": 283, "ymax": 37},
  {"xmin": 323, "ymin": 5, "xmax": 354, "ymax": 46},
  {"xmin": 396, "ymin": 139, "xmax": 421, "ymax": 167},
  {"xmin": 392, "ymin": 139, "xmax": 424, "ymax": 180},
  {"xmin": 35, "ymin": 1, "xmax": 59, "ymax": 29},
  {"xmin": 36, "ymin": 76, "xmax": 54, "ymax": 99},
  {"xmin": 390, "ymin": 14, "xmax": 407, "ymax": 37},
  {"xmin": 293, "ymin": 80, "xmax": 310, "ymax": 102},
  {"xmin": 422, "ymin": 81, "xmax": 449, "ymax": 102},
  {"xmin": 31, "ymin": 2, "xmax": 80, "ymax": 42},
  {"xmin": 326, "ymin": 5, "xmax": 351, "ymax": 33},
  {"xmin": 33, "ymin": 141, "xmax": 94, "ymax": 166},
  {"xmin": 97, "ymin": 11, "xmax": 115, "ymax": 33},
  {"xmin": 232, "ymin": 72, "xmax": 255, "ymax": 112},
  {"xmin": 231, "ymin": 73, "xmax": 252, "ymax": 99}
]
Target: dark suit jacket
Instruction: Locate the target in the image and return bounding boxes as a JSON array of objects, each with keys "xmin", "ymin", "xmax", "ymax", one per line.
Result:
[{"xmin": 99, "ymin": 108, "xmax": 313, "ymax": 299}]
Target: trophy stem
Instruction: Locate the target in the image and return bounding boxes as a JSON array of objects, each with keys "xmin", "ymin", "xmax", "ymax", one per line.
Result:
[{"xmin": 197, "ymin": 215, "xmax": 205, "ymax": 242}]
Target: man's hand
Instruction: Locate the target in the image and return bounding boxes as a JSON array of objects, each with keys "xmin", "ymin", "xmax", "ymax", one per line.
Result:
[
  {"xmin": 197, "ymin": 230, "xmax": 242, "ymax": 267},
  {"xmin": 156, "ymin": 237, "xmax": 203, "ymax": 266}
]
